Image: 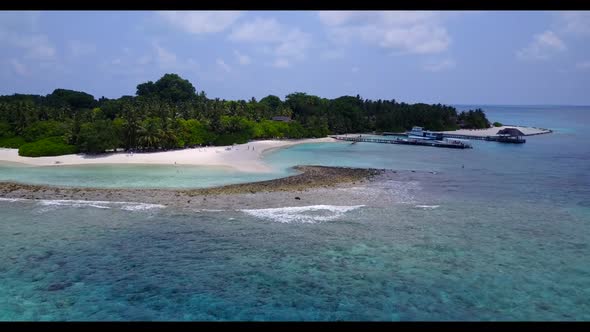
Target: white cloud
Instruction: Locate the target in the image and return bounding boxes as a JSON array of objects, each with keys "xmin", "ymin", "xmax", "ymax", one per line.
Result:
[
  {"xmin": 320, "ymin": 49, "xmax": 345, "ymax": 60},
  {"xmin": 517, "ymin": 30, "xmax": 566, "ymax": 61},
  {"xmin": 318, "ymin": 11, "xmax": 357, "ymax": 26},
  {"xmin": 100, "ymin": 46, "xmax": 199, "ymax": 79},
  {"xmin": 422, "ymin": 58, "xmax": 455, "ymax": 72},
  {"xmin": 274, "ymin": 30, "xmax": 310, "ymax": 60},
  {"xmin": 229, "ymin": 17, "xmax": 283, "ymax": 42},
  {"xmin": 0, "ymin": 33, "xmax": 56, "ymax": 59},
  {"xmin": 10, "ymin": 58, "xmax": 29, "ymax": 76},
  {"xmin": 217, "ymin": 58, "xmax": 232, "ymax": 72},
  {"xmin": 318, "ymin": 11, "xmax": 451, "ymax": 55},
  {"xmin": 154, "ymin": 43, "xmax": 177, "ymax": 68},
  {"xmin": 158, "ymin": 11, "xmax": 242, "ymax": 34},
  {"xmin": 230, "ymin": 17, "xmax": 311, "ymax": 65},
  {"xmin": 143, "ymin": 43, "xmax": 199, "ymax": 73},
  {"xmin": 0, "ymin": 12, "xmax": 55, "ymax": 60},
  {"xmin": 19, "ymin": 35, "xmax": 56, "ymax": 59},
  {"xmin": 234, "ymin": 50, "xmax": 251, "ymax": 65},
  {"xmin": 272, "ymin": 58, "xmax": 290, "ymax": 68},
  {"xmin": 558, "ymin": 11, "xmax": 590, "ymax": 35},
  {"xmin": 576, "ymin": 60, "xmax": 590, "ymax": 70},
  {"xmin": 69, "ymin": 40, "xmax": 96, "ymax": 57},
  {"xmin": 319, "ymin": 11, "xmax": 438, "ymax": 27}
]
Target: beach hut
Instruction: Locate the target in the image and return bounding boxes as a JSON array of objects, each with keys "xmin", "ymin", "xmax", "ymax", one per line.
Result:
[
  {"xmin": 497, "ymin": 128, "xmax": 525, "ymax": 137},
  {"xmin": 496, "ymin": 128, "xmax": 526, "ymax": 143}
]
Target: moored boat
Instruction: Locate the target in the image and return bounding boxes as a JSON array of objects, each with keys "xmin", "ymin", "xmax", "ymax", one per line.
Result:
[{"xmin": 408, "ymin": 126, "xmax": 443, "ymax": 140}]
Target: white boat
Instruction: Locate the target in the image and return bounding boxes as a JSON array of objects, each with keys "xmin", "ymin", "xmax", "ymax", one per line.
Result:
[
  {"xmin": 408, "ymin": 126, "xmax": 425, "ymax": 139},
  {"xmin": 443, "ymin": 137, "xmax": 472, "ymax": 148},
  {"xmin": 408, "ymin": 126, "xmax": 439, "ymax": 140}
]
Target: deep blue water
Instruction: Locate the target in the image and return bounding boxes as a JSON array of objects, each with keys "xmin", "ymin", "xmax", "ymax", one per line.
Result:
[{"xmin": 1, "ymin": 105, "xmax": 589, "ymax": 321}]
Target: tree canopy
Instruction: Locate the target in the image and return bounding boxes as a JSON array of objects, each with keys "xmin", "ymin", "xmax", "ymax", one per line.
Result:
[
  {"xmin": 136, "ymin": 73, "xmax": 197, "ymax": 103},
  {"xmin": 0, "ymin": 73, "xmax": 490, "ymax": 156}
]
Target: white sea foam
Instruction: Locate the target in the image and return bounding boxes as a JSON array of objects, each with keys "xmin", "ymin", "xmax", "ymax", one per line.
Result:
[
  {"xmin": 240, "ymin": 205, "xmax": 365, "ymax": 223},
  {"xmin": 415, "ymin": 205, "xmax": 440, "ymax": 209},
  {"xmin": 0, "ymin": 197, "xmax": 27, "ymax": 202},
  {"xmin": 335, "ymin": 180, "xmax": 420, "ymax": 205},
  {"xmin": 39, "ymin": 199, "xmax": 112, "ymax": 209},
  {"xmin": 33, "ymin": 199, "xmax": 165, "ymax": 211},
  {"xmin": 2, "ymin": 196, "xmax": 167, "ymax": 212},
  {"xmin": 120, "ymin": 203, "xmax": 166, "ymax": 211},
  {"xmin": 121, "ymin": 203, "xmax": 166, "ymax": 211}
]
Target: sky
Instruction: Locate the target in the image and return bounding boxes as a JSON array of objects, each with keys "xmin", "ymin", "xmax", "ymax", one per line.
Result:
[{"xmin": 0, "ymin": 11, "xmax": 589, "ymax": 105}]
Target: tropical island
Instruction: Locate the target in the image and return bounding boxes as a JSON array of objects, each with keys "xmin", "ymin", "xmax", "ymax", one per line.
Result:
[{"xmin": 0, "ymin": 73, "xmax": 494, "ymax": 158}]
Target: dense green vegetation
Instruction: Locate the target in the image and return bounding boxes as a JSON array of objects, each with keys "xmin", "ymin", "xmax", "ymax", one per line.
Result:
[
  {"xmin": 18, "ymin": 137, "xmax": 78, "ymax": 157},
  {"xmin": 457, "ymin": 109, "xmax": 490, "ymax": 130},
  {"xmin": 0, "ymin": 73, "xmax": 490, "ymax": 156},
  {"xmin": 0, "ymin": 136, "xmax": 26, "ymax": 148},
  {"xmin": 493, "ymin": 122, "xmax": 503, "ymax": 127}
]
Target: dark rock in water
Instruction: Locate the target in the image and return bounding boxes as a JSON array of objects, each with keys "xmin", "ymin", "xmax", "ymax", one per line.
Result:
[
  {"xmin": 295, "ymin": 197, "xmax": 301, "ymax": 200},
  {"xmin": 47, "ymin": 282, "xmax": 73, "ymax": 291},
  {"xmin": 187, "ymin": 200, "xmax": 191, "ymax": 203}
]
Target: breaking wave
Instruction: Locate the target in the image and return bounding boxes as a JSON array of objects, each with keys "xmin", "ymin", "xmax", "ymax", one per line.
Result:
[
  {"xmin": 415, "ymin": 205, "xmax": 440, "ymax": 209},
  {"xmin": 0, "ymin": 197, "xmax": 27, "ymax": 202},
  {"xmin": 39, "ymin": 199, "xmax": 112, "ymax": 209},
  {"xmin": 240, "ymin": 205, "xmax": 364, "ymax": 223},
  {"xmin": 1, "ymin": 197, "xmax": 165, "ymax": 211}
]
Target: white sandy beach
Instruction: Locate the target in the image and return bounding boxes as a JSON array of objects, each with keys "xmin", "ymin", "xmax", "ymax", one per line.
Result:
[
  {"xmin": 436, "ymin": 125, "xmax": 551, "ymax": 137},
  {"xmin": 0, "ymin": 137, "xmax": 336, "ymax": 173}
]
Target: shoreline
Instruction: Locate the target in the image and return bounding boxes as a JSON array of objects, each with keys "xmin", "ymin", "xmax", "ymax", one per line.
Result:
[
  {"xmin": 0, "ymin": 137, "xmax": 337, "ymax": 173},
  {"xmin": 0, "ymin": 166, "xmax": 409, "ymax": 210},
  {"xmin": 435, "ymin": 125, "xmax": 551, "ymax": 137}
]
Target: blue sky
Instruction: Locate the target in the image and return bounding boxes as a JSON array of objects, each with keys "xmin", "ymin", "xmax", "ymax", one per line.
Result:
[{"xmin": 0, "ymin": 11, "xmax": 589, "ymax": 105}]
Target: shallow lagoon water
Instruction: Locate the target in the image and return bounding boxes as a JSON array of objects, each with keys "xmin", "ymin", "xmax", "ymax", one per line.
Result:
[
  {"xmin": 0, "ymin": 163, "xmax": 292, "ymax": 189},
  {"xmin": 1, "ymin": 105, "xmax": 589, "ymax": 320}
]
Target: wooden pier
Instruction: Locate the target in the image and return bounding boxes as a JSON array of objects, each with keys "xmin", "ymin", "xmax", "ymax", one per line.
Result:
[
  {"xmin": 439, "ymin": 133, "xmax": 525, "ymax": 143},
  {"xmin": 332, "ymin": 136, "xmax": 472, "ymax": 149},
  {"xmin": 438, "ymin": 133, "xmax": 528, "ymax": 143}
]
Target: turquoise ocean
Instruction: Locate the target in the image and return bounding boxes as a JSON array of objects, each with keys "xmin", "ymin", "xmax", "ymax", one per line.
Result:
[{"xmin": 0, "ymin": 105, "xmax": 589, "ymax": 320}]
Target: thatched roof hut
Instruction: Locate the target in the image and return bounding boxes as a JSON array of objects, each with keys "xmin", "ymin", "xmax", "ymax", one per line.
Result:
[{"xmin": 497, "ymin": 128, "xmax": 525, "ymax": 137}]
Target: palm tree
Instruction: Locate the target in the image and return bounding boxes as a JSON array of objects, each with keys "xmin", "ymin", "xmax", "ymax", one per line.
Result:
[
  {"xmin": 13, "ymin": 101, "xmax": 38, "ymax": 135},
  {"xmin": 137, "ymin": 118, "xmax": 162, "ymax": 150}
]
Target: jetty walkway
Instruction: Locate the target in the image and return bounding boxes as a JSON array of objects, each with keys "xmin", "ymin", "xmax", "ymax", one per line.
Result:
[{"xmin": 332, "ymin": 136, "xmax": 472, "ymax": 149}]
